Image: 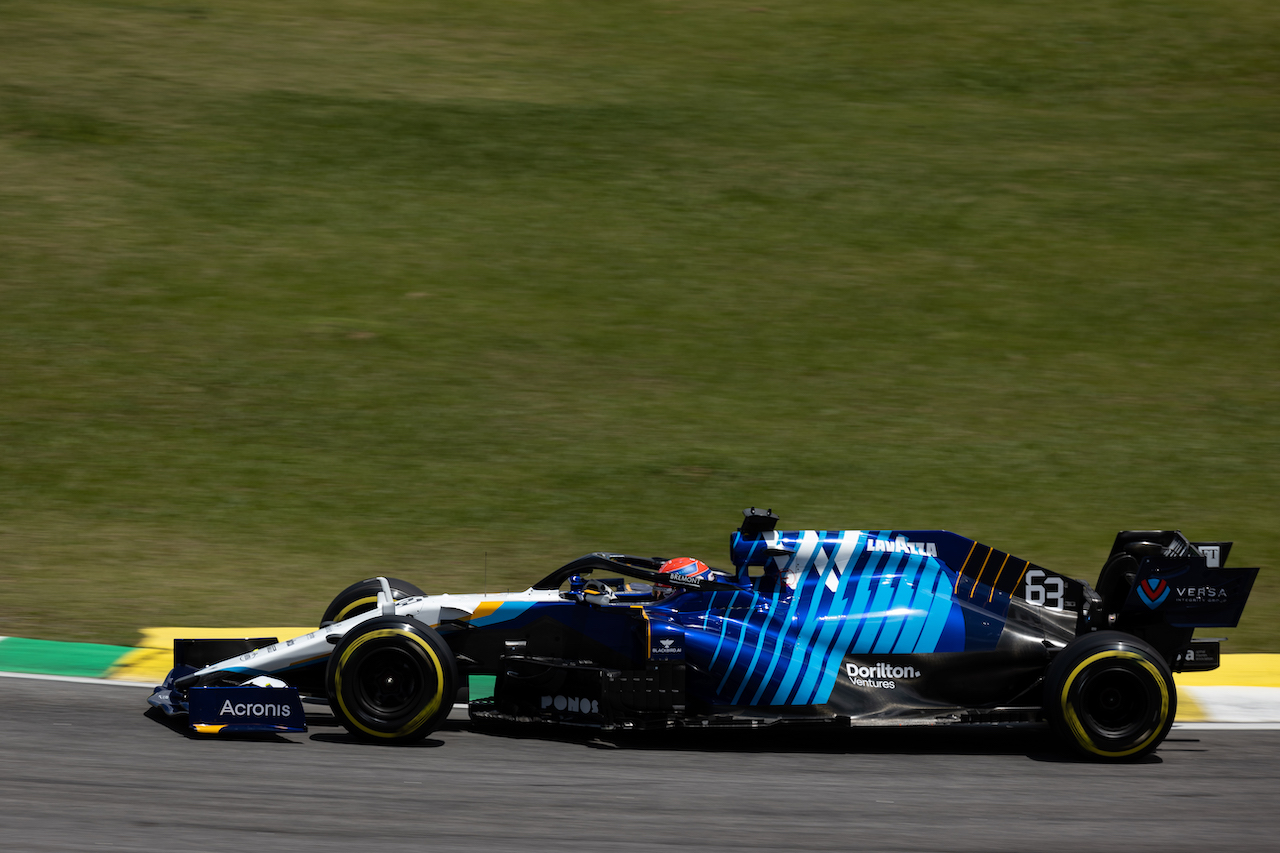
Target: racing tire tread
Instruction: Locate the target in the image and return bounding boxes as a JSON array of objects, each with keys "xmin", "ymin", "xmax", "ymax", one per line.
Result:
[{"xmin": 1044, "ymin": 630, "xmax": 1176, "ymax": 762}]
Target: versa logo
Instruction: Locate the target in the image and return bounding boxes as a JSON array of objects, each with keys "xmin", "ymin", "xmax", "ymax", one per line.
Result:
[{"xmin": 1138, "ymin": 578, "xmax": 1170, "ymax": 609}]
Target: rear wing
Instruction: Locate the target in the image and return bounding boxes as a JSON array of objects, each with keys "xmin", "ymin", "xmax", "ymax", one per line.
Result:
[{"xmin": 1122, "ymin": 556, "xmax": 1259, "ymax": 628}]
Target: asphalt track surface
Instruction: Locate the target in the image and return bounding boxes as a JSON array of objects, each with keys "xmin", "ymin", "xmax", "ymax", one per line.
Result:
[{"xmin": 3, "ymin": 679, "xmax": 1279, "ymax": 852}]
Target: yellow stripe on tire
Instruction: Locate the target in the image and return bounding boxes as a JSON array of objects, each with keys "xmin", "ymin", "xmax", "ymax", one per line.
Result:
[
  {"xmin": 333, "ymin": 628, "xmax": 445, "ymax": 739},
  {"xmin": 334, "ymin": 596, "xmax": 378, "ymax": 622},
  {"xmin": 1060, "ymin": 650, "xmax": 1170, "ymax": 759}
]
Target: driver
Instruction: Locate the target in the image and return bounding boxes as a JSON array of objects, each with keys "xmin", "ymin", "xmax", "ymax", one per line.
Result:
[{"xmin": 654, "ymin": 557, "xmax": 727, "ymax": 598}]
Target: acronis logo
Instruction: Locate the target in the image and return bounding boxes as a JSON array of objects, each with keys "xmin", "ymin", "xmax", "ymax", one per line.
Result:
[
  {"xmin": 219, "ymin": 700, "xmax": 294, "ymax": 718},
  {"xmin": 1138, "ymin": 578, "xmax": 1170, "ymax": 609}
]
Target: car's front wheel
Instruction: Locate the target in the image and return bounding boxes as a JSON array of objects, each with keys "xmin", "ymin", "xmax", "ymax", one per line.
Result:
[
  {"xmin": 1044, "ymin": 630, "xmax": 1176, "ymax": 761},
  {"xmin": 320, "ymin": 577, "xmax": 425, "ymax": 626},
  {"xmin": 325, "ymin": 616, "xmax": 457, "ymax": 743}
]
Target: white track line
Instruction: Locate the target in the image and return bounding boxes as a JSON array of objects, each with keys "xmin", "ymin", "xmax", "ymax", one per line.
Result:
[
  {"xmin": 0, "ymin": 670, "xmax": 155, "ymax": 688},
  {"xmin": 1172, "ymin": 722, "xmax": 1280, "ymax": 731}
]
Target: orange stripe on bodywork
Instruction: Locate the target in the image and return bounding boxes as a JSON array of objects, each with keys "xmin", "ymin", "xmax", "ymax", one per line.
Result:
[
  {"xmin": 633, "ymin": 606, "xmax": 651, "ymax": 658},
  {"xmin": 986, "ymin": 553, "xmax": 1013, "ymax": 604},
  {"xmin": 1010, "ymin": 560, "xmax": 1033, "ymax": 597},
  {"xmin": 968, "ymin": 547, "xmax": 997, "ymax": 599},
  {"xmin": 953, "ymin": 540, "xmax": 979, "ymax": 594},
  {"xmin": 468, "ymin": 602, "xmax": 503, "ymax": 622}
]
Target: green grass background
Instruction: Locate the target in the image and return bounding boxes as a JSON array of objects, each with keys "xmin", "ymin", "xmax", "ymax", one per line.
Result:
[{"xmin": 2, "ymin": 0, "xmax": 1277, "ymax": 649}]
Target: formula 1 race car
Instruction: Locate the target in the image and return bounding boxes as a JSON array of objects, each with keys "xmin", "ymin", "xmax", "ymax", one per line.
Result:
[{"xmin": 149, "ymin": 509, "xmax": 1259, "ymax": 760}]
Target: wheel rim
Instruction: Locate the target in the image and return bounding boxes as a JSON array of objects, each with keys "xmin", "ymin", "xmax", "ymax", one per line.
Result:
[
  {"xmin": 350, "ymin": 644, "xmax": 436, "ymax": 723},
  {"xmin": 1078, "ymin": 664, "xmax": 1152, "ymax": 739}
]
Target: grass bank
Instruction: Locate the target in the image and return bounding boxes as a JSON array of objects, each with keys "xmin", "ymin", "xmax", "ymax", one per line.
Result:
[{"xmin": 1, "ymin": 1, "xmax": 1277, "ymax": 648}]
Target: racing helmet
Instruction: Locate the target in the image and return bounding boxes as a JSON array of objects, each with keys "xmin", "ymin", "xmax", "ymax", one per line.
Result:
[{"xmin": 654, "ymin": 557, "xmax": 716, "ymax": 597}]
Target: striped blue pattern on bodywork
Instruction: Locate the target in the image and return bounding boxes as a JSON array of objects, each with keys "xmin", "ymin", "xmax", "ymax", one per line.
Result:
[{"xmin": 668, "ymin": 529, "xmax": 963, "ymax": 707}]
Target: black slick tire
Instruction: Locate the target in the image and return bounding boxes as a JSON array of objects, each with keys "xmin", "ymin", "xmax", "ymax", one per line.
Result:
[
  {"xmin": 320, "ymin": 577, "xmax": 425, "ymax": 626},
  {"xmin": 326, "ymin": 616, "xmax": 457, "ymax": 744},
  {"xmin": 1044, "ymin": 630, "xmax": 1176, "ymax": 762}
]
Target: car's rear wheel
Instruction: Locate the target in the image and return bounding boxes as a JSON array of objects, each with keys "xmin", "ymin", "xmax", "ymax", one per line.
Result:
[
  {"xmin": 326, "ymin": 616, "xmax": 457, "ymax": 743},
  {"xmin": 320, "ymin": 577, "xmax": 425, "ymax": 626},
  {"xmin": 1044, "ymin": 631, "xmax": 1175, "ymax": 761}
]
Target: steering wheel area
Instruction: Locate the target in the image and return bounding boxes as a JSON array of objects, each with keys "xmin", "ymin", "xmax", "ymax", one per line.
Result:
[{"xmin": 534, "ymin": 552, "xmax": 742, "ymax": 604}]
